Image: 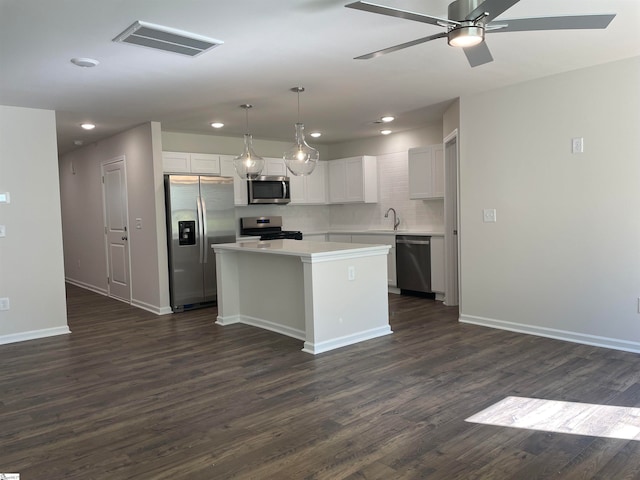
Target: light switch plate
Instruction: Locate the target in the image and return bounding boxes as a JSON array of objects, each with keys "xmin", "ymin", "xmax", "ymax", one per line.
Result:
[
  {"xmin": 483, "ymin": 209, "xmax": 497, "ymax": 223},
  {"xmin": 0, "ymin": 225, "xmax": 5, "ymax": 237},
  {"xmin": 0, "ymin": 192, "xmax": 10, "ymax": 203},
  {"xmin": 0, "ymin": 297, "xmax": 9, "ymax": 311}
]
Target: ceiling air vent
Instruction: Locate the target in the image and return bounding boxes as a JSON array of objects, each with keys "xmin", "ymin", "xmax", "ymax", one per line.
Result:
[{"xmin": 113, "ymin": 21, "xmax": 223, "ymax": 57}]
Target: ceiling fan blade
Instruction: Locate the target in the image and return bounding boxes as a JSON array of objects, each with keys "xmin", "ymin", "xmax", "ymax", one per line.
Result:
[
  {"xmin": 463, "ymin": 42, "xmax": 494, "ymax": 67},
  {"xmin": 466, "ymin": 0, "xmax": 520, "ymax": 22},
  {"xmin": 487, "ymin": 14, "xmax": 616, "ymax": 33},
  {"xmin": 345, "ymin": 1, "xmax": 457, "ymax": 28},
  {"xmin": 354, "ymin": 32, "xmax": 447, "ymax": 60}
]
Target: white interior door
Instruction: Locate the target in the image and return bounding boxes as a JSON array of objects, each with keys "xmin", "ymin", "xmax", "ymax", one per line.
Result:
[
  {"xmin": 102, "ymin": 156, "xmax": 131, "ymax": 302},
  {"xmin": 444, "ymin": 131, "xmax": 460, "ymax": 306}
]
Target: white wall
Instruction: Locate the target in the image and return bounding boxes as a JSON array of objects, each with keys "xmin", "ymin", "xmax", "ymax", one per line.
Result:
[
  {"xmin": 458, "ymin": 57, "xmax": 640, "ymax": 352},
  {"xmin": 0, "ymin": 106, "xmax": 69, "ymax": 343},
  {"xmin": 59, "ymin": 122, "xmax": 170, "ymax": 314},
  {"xmin": 326, "ymin": 122, "xmax": 442, "ymax": 159},
  {"xmin": 162, "ymin": 131, "xmax": 330, "ymax": 159}
]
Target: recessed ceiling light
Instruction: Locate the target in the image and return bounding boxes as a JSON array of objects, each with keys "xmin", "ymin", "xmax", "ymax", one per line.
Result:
[
  {"xmin": 73, "ymin": 140, "xmax": 84, "ymax": 146},
  {"xmin": 310, "ymin": 132, "xmax": 322, "ymax": 138},
  {"xmin": 71, "ymin": 57, "xmax": 99, "ymax": 68},
  {"xmin": 380, "ymin": 129, "xmax": 392, "ymax": 135},
  {"xmin": 210, "ymin": 122, "xmax": 224, "ymax": 128},
  {"xmin": 381, "ymin": 116, "xmax": 395, "ymax": 123},
  {"xmin": 81, "ymin": 123, "xmax": 96, "ymax": 130}
]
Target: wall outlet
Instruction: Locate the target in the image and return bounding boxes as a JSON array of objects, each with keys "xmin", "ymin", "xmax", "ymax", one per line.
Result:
[
  {"xmin": 0, "ymin": 297, "xmax": 9, "ymax": 311},
  {"xmin": 348, "ymin": 266, "xmax": 356, "ymax": 281},
  {"xmin": 483, "ymin": 209, "xmax": 497, "ymax": 223},
  {"xmin": 571, "ymin": 137, "xmax": 584, "ymax": 154},
  {"xmin": 0, "ymin": 192, "xmax": 9, "ymax": 203},
  {"xmin": 0, "ymin": 225, "xmax": 5, "ymax": 237}
]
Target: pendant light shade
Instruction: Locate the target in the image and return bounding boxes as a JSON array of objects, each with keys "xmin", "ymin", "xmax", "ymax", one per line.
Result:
[
  {"xmin": 284, "ymin": 123, "xmax": 319, "ymax": 176},
  {"xmin": 283, "ymin": 87, "xmax": 318, "ymax": 176},
  {"xmin": 233, "ymin": 104, "xmax": 264, "ymax": 179}
]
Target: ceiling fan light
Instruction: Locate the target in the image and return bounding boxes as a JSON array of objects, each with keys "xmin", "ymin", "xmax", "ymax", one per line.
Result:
[{"xmin": 448, "ymin": 26, "xmax": 484, "ymax": 48}]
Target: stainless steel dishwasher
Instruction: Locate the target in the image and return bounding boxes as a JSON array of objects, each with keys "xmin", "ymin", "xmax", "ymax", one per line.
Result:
[{"xmin": 396, "ymin": 235, "xmax": 431, "ymax": 293}]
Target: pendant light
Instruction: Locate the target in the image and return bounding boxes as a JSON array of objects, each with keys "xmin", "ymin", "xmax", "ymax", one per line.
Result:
[
  {"xmin": 233, "ymin": 104, "xmax": 265, "ymax": 179},
  {"xmin": 283, "ymin": 87, "xmax": 319, "ymax": 176}
]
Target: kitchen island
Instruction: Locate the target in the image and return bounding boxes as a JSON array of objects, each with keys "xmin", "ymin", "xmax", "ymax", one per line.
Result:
[{"xmin": 212, "ymin": 239, "xmax": 392, "ymax": 354}]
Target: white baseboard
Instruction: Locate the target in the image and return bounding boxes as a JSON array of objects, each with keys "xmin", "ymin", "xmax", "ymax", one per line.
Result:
[
  {"xmin": 0, "ymin": 326, "xmax": 72, "ymax": 345},
  {"xmin": 459, "ymin": 314, "xmax": 640, "ymax": 354},
  {"xmin": 302, "ymin": 325, "xmax": 392, "ymax": 355},
  {"xmin": 65, "ymin": 277, "xmax": 107, "ymax": 296},
  {"xmin": 65, "ymin": 279, "xmax": 170, "ymax": 316},
  {"xmin": 216, "ymin": 314, "xmax": 242, "ymax": 325},
  {"xmin": 131, "ymin": 298, "xmax": 172, "ymax": 315},
  {"xmin": 231, "ymin": 315, "xmax": 306, "ymax": 341}
]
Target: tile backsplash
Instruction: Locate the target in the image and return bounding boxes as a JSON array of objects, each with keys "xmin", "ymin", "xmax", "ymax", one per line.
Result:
[
  {"xmin": 329, "ymin": 151, "xmax": 444, "ymax": 231},
  {"xmin": 238, "ymin": 150, "xmax": 444, "ymax": 234}
]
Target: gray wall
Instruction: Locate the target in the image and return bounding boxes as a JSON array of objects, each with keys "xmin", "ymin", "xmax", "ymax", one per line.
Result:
[
  {"xmin": 458, "ymin": 56, "xmax": 640, "ymax": 352},
  {"xmin": 59, "ymin": 122, "xmax": 170, "ymax": 314},
  {"xmin": 0, "ymin": 105, "xmax": 69, "ymax": 343}
]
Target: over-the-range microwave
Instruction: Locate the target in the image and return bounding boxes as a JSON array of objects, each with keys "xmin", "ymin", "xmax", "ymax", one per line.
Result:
[{"xmin": 247, "ymin": 175, "xmax": 291, "ymax": 204}]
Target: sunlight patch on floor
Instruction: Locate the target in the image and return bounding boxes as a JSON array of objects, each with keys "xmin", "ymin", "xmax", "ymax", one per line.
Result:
[{"xmin": 465, "ymin": 396, "xmax": 640, "ymax": 441}]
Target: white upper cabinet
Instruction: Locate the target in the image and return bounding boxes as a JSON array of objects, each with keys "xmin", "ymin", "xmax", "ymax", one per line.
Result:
[
  {"xmin": 264, "ymin": 158, "xmax": 287, "ymax": 176},
  {"xmin": 219, "ymin": 155, "xmax": 248, "ymax": 206},
  {"xmin": 290, "ymin": 161, "xmax": 327, "ymax": 205},
  {"xmin": 162, "ymin": 151, "xmax": 221, "ymax": 175},
  {"xmin": 162, "ymin": 151, "xmax": 190, "ymax": 173},
  {"xmin": 328, "ymin": 156, "xmax": 378, "ymax": 204},
  {"xmin": 408, "ymin": 145, "xmax": 444, "ymax": 199}
]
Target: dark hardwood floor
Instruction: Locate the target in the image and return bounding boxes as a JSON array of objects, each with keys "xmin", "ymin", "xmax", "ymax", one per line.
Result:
[{"xmin": 1, "ymin": 284, "xmax": 639, "ymax": 479}]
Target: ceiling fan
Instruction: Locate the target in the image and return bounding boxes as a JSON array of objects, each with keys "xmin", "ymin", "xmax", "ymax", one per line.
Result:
[{"xmin": 345, "ymin": 0, "xmax": 616, "ymax": 67}]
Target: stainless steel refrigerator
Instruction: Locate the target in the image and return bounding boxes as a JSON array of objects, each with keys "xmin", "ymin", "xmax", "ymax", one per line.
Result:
[{"xmin": 164, "ymin": 174, "xmax": 235, "ymax": 312}]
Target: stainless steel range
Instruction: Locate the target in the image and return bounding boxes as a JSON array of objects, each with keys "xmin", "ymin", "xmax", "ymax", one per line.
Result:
[{"xmin": 240, "ymin": 216, "xmax": 303, "ymax": 240}]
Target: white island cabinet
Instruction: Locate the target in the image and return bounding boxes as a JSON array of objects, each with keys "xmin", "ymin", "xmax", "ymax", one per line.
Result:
[{"xmin": 213, "ymin": 239, "xmax": 392, "ymax": 354}]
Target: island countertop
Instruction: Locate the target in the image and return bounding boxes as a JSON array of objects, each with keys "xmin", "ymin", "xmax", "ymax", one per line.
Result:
[
  {"xmin": 213, "ymin": 239, "xmax": 390, "ymax": 261},
  {"xmin": 213, "ymin": 239, "xmax": 392, "ymax": 354}
]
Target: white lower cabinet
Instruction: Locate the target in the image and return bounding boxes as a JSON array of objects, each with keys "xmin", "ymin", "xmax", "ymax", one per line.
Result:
[
  {"xmin": 162, "ymin": 151, "xmax": 221, "ymax": 175},
  {"xmin": 290, "ymin": 161, "xmax": 327, "ymax": 205},
  {"xmin": 328, "ymin": 156, "xmax": 378, "ymax": 204},
  {"xmin": 220, "ymin": 155, "xmax": 247, "ymax": 206},
  {"xmin": 430, "ymin": 236, "xmax": 445, "ymax": 293},
  {"xmin": 303, "ymin": 233, "xmax": 327, "ymax": 242}
]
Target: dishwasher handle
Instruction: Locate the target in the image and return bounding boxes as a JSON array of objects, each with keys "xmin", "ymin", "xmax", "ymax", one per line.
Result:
[{"xmin": 396, "ymin": 238, "xmax": 430, "ymax": 245}]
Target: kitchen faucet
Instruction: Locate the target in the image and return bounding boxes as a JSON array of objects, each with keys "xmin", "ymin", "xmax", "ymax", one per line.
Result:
[{"xmin": 384, "ymin": 207, "xmax": 400, "ymax": 231}]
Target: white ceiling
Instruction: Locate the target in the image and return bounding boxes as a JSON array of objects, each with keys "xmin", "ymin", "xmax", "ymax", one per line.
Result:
[{"xmin": 1, "ymin": 0, "xmax": 638, "ymax": 154}]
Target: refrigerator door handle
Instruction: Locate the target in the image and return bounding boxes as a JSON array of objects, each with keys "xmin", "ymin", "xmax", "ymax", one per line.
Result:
[
  {"xmin": 201, "ymin": 196, "xmax": 209, "ymax": 264},
  {"xmin": 196, "ymin": 196, "xmax": 204, "ymax": 264}
]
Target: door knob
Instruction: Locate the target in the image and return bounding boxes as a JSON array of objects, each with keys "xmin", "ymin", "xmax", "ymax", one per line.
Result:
[{"xmin": 122, "ymin": 236, "xmax": 128, "ymax": 241}]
